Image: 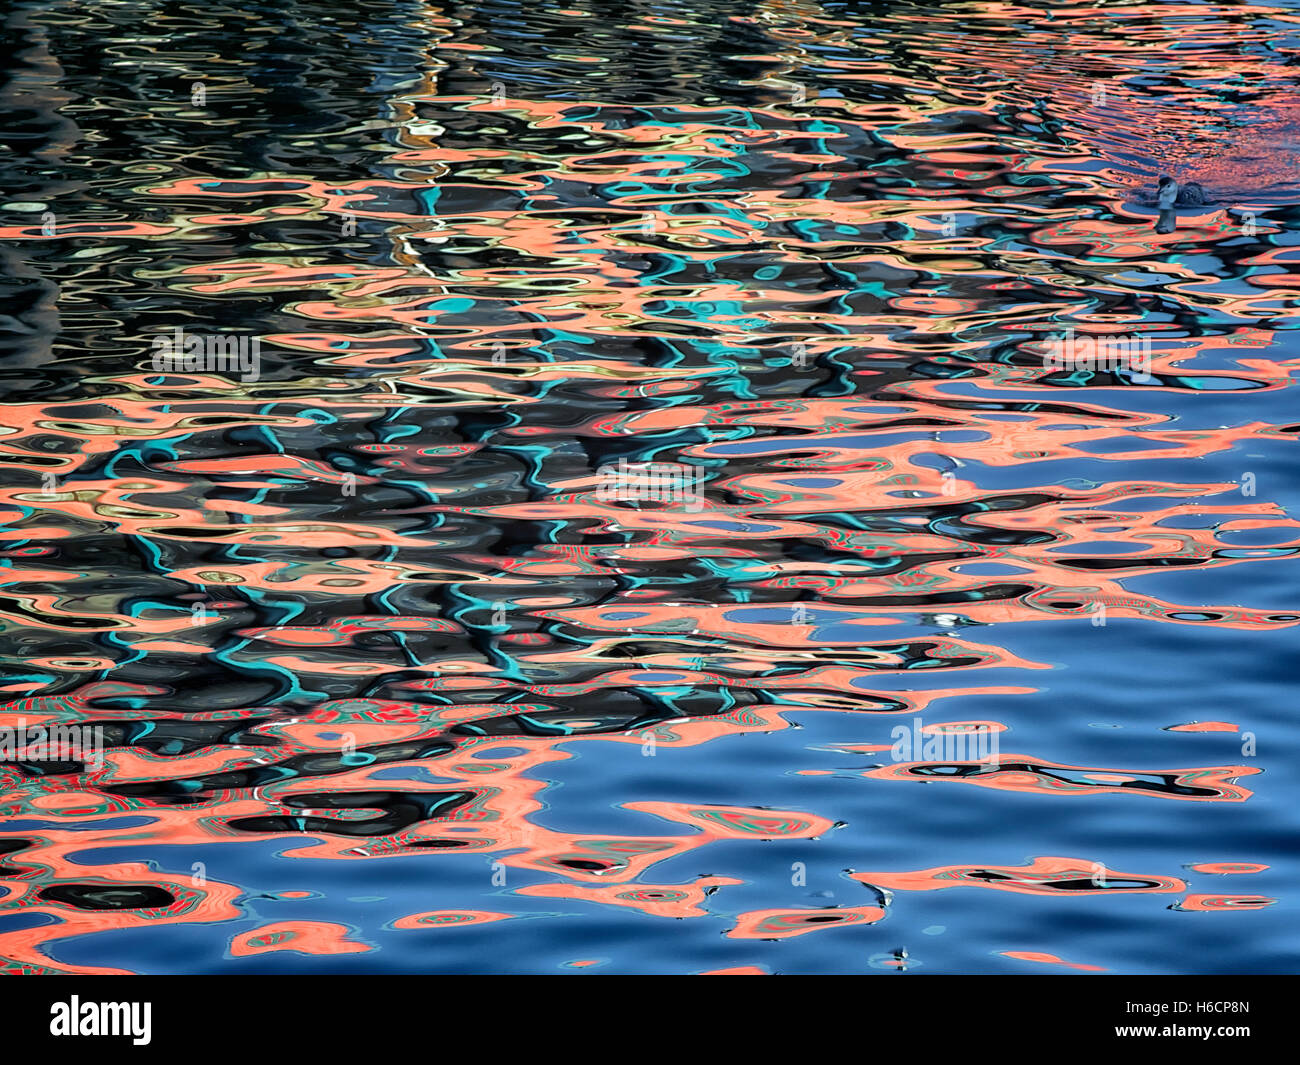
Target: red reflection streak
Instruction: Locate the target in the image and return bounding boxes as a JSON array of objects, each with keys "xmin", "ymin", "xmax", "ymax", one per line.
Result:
[
  {"xmin": 864, "ymin": 756, "xmax": 1259, "ymax": 802},
  {"xmin": 391, "ymin": 910, "xmax": 510, "ymax": 930},
  {"xmin": 1001, "ymin": 951, "xmax": 1105, "ymax": 972},
  {"xmin": 1188, "ymin": 863, "xmax": 1267, "ymax": 874},
  {"xmin": 1173, "ymin": 895, "xmax": 1276, "ymax": 912},
  {"xmin": 1168, "ymin": 722, "xmax": 1238, "ymax": 733},
  {"xmin": 230, "ymin": 921, "xmax": 370, "ymax": 956},
  {"xmin": 518, "ymin": 876, "xmax": 742, "ymax": 918},
  {"xmin": 851, "ymin": 857, "xmax": 1186, "ymax": 896},
  {"xmin": 726, "ymin": 906, "xmax": 886, "ymax": 939}
]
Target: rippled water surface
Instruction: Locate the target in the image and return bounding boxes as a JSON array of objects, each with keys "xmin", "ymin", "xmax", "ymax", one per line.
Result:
[{"xmin": 2, "ymin": 0, "xmax": 1298, "ymax": 974}]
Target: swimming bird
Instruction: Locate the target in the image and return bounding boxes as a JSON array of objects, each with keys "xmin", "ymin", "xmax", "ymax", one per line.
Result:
[
  {"xmin": 1153, "ymin": 176, "xmax": 1214, "ymax": 233},
  {"xmin": 1156, "ymin": 176, "xmax": 1212, "ymax": 207}
]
